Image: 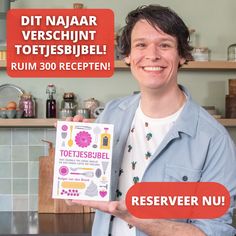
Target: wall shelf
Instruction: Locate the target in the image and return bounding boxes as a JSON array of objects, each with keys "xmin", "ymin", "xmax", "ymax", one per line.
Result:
[
  {"xmin": 0, "ymin": 118, "xmax": 57, "ymax": 127},
  {"xmin": 115, "ymin": 60, "xmax": 236, "ymax": 70},
  {"xmin": 216, "ymin": 119, "xmax": 236, "ymax": 127},
  {"xmin": 0, "ymin": 118, "xmax": 236, "ymax": 127}
]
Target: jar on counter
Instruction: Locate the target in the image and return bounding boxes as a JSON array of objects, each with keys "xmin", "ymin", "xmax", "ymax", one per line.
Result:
[
  {"xmin": 19, "ymin": 93, "xmax": 36, "ymax": 118},
  {"xmin": 192, "ymin": 47, "xmax": 209, "ymax": 61},
  {"xmin": 84, "ymin": 98, "xmax": 99, "ymax": 118},
  {"xmin": 60, "ymin": 92, "xmax": 77, "ymax": 118},
  {"xmin": 227, "ymin": 44, "xmax": 236, "ymax": 61}
]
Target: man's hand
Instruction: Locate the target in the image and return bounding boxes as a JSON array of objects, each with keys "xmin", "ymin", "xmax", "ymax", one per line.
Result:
[
  {"xmin": 65, "ymin": 114, "xmax": 92, "ymax": 123},
  {"xmin": 65, "ymin": 199, "xmax": 206, "ymax": 236},
  {"xmin": 54, "ymin": 114, "xmax": 93, "ymax": 128},
  {"xmin": 66, "ymin": 199, "xmax": 131, "ymax": 221}
]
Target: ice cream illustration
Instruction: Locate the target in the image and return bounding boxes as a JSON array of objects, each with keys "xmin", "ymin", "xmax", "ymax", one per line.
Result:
[
  {"xmin": 101, "ymin": 161, "xmax": 109, "ymax": 175},
  {"xmin": 85, "ymin": 181, "xmax": 98, "ymax": 197}
]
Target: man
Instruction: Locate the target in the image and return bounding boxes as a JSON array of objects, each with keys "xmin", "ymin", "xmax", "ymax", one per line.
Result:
[{"xmin": 69, "ymin": 5, "xmax": 236, "ymax": 236}]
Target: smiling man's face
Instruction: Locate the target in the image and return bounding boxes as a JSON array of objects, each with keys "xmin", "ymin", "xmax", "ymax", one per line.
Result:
[{"xmin": 125, "ymin": 20, "xmax": 186, "ymax": 93}]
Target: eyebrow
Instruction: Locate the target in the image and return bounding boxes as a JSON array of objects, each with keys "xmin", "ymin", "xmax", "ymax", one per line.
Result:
[
  {"xmin": 132, "ymin": 38, "xmax": 146, "ymax": 42},
  {"xmin": 132, "ymin": 37, "xmax": 176, "ymax": 43}
]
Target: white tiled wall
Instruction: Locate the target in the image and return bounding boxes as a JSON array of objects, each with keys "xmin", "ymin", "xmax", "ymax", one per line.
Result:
[{"xmin": 0, "ymin": 128, "xmax": 56, "ymax": 211}]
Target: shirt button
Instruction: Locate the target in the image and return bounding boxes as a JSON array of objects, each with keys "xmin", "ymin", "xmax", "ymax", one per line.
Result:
[{"xmin": 182, "ymin": 176, "xmax": 188, "ymax": 181}]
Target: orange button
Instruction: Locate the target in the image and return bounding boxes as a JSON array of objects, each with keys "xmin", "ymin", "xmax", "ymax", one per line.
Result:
[{"xmin": 126, "ymin": 182, "xmax": 230, "ymax": 219}]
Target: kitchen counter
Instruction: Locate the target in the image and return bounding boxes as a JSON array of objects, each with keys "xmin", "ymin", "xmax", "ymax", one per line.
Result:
[
  {"xmin": 0, "ymin": 210, "xmax": 235, "ymax": 235},
  {"xmin": 0, "ymin": 118, "xmax": 236, "ymax": 127},
  {"xmin": 0, "ymin": 212, "xmax": 94, "ymax": 235}
]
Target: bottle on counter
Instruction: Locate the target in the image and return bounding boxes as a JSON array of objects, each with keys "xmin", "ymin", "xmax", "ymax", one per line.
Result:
[{"xmin": 46, "ymin": 84, "xmax": 56, "ymax": 118}]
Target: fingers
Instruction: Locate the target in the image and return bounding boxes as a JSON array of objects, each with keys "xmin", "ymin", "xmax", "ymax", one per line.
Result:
[
  {"xmin": 72, "ymin": 115, "xmax": 84, "ymax": 122},
  {"xmin": 66, "ymin": 115, "xmax": 92, "ymax": 123},
  {"xmin": 66, "ymin": 117, "xmax": 74, "ymax": 122},
  {"xmin": 58, "ymin": 115, "xmax": 92, "ymax": 124},
  {"xmin": 83, "ymin": 118, "xmax": 95, "ymax": 123},
  {"xmin": 71, "ymin": 200, "xmax": 111, "ymax": 213},
  {"xmin": 55, "ymin": 116, "xmax": 75, "ymax": 127}
]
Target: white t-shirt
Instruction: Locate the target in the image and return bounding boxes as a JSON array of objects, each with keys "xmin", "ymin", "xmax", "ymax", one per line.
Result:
[{"xmin": 111, "ymin": 103, "xmax": 185, "ymax": 236}]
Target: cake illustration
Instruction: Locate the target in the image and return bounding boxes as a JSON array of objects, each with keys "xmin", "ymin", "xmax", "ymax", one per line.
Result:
[{"xmin": 85, "ymin": 181, "xmax": 98, "ymax": 197}]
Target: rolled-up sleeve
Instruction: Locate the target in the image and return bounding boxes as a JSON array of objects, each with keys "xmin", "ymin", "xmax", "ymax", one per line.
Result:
[
  {"xmin": 190, "ymin": 134, "xmax": 236, "ymax": 236},
  {"xmin": 191, "ymin": 213, "xmax": 236, "ymax": 236}
]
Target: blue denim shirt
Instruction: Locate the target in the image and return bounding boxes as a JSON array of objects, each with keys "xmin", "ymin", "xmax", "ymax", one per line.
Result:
[{"xmin": 92, "ymin": 85, "xmax": 236, "ymax": 236}]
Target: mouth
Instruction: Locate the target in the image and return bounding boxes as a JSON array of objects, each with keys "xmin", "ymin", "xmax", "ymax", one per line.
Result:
[{"xmin": 142, "ymin": 66, "xmax": 164, "ymax": 71}]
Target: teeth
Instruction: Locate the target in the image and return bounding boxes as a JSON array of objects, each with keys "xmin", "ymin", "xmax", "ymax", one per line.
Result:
[{"xmin": 143, "ymin": 67, "xmax": 162, "ymax": 71}]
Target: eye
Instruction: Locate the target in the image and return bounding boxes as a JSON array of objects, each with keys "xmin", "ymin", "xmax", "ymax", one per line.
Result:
[
  {"xmin": 135, "ymin": 43, "xmax": 146, "ymax": 48},
  {"xmin": 160, "ymin": 43, "xmax": 171, "ymax": 49}
]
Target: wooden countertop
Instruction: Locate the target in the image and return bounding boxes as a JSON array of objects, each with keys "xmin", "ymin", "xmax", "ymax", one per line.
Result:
[
  {"xmin": 0, "ymin": 118, "xmax": 236, "ymax": 127},
  {"xmin": 0, "ymin": 118, "xmax": 57, "ymax": 127},
  {"xmin": 0, "ymin": 212, "xmax": 94, "ymax": 235}
]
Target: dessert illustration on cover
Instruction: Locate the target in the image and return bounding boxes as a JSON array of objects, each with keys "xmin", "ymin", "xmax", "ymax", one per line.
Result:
[{"xmin": 52, "ymin": 121, "xmax": 114, "ymax": 201}]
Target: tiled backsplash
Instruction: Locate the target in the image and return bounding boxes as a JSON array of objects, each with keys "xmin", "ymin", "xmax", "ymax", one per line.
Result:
[
  {"xmin": 0, "ymin": 128, "xmax": 56, "ymax": 211},
  {"xmin": 0, "ymin": 127, "xmax": 235, "ymax": 212}
]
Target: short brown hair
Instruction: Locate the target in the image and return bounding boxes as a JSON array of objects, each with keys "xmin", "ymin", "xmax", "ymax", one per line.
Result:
[{"xmin": 118, "ymin": 5, "xmax": 193, "ymax": 62}]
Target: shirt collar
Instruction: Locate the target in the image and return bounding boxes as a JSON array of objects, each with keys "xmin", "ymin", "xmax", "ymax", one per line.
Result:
[
  {"xmin": 175, "ymin": 85, "xmax": 199, "ymax": 137},
  {"xmin": 117, "ymin": 85, "xmax": 199, "ymax": 137}
]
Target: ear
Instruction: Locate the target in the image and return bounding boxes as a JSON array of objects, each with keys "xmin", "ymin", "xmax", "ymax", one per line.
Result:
[
  {"xmin": 179, "ymin": 57, "xmax": 186, "ymax": 66},
  {"xmin": 124, "ymin": 55, "xmax": 131, "ymax": 65}
]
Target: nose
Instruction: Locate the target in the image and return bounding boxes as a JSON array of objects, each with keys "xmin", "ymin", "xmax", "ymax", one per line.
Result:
[{"xmin": 145, "ymin": 44, "xmax": 161, "ymax": 60}]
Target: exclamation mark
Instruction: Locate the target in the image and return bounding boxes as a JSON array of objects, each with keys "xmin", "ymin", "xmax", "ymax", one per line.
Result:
[
  {"xmin": 221, "ymin": 196, "xmax": 225, "ymax": 205},
  {"xmin": 103, "ymin": 45, "xmax": 107, "ymax": 54}
]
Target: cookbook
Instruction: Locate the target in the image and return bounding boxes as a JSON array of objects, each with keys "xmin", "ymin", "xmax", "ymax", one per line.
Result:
[{"xmin": 52, "ymin": 121, "xmax": 114, "ymax": 201}]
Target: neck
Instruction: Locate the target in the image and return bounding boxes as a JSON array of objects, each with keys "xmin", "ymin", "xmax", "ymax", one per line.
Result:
[{"xmin": 140, "ymin": 86, "xmax": 186, "ymax": 118}]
